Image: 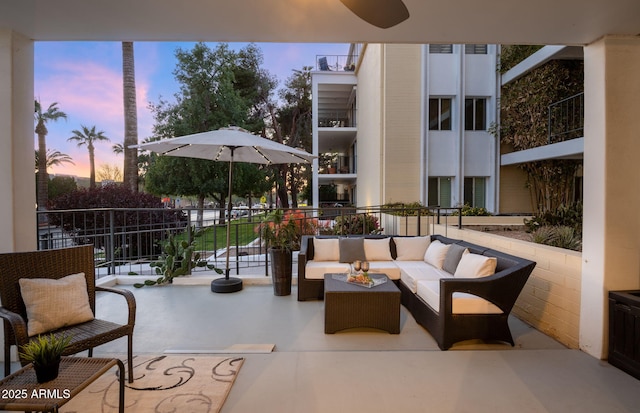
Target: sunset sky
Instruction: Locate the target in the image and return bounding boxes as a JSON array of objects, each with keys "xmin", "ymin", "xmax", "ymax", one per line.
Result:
[{"xmin": 34, "ymin": 41, "xmax": 349, "ymax": 178}]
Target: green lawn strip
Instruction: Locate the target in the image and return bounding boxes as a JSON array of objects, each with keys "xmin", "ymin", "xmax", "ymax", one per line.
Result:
[{"xmin": 175, "ymin": 217, "xmax": 262, "ymax": 251}]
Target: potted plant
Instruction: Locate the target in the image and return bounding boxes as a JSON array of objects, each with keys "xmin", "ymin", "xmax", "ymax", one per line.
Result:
[
  {"xmin": 134, "ymin": 228, "xmax": 221, "ymax": 288},
  {"xmin": 258, "ymin": 209, "xmax": 311, "ymax": 296},
  {"xmin": 19, "ymin": 333, "xmax": 72, "ymax": 383}
]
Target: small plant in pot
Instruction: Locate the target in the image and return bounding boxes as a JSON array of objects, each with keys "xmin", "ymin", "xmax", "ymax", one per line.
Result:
[
  {"xmin": 19, "ymin": 333, "xmax": 72, "ymax": 383},
  {"xmin": 258, "ymin": 209, "xmax": 300, "ymax": 296}
]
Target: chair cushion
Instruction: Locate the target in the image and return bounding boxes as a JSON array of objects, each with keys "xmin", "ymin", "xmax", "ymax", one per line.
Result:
[
  {"xmin": 19, "ymin": 272, "xmax": 94, "ymax": 336},
  {"xmin": 424, "ymin": 240, "xmax": 450, "ymax": 270},
  {"xmin": 393, "ymin": 236, "xmax": 430, "ymax": 261},
  {"xmin": 304, "ymin": 261, "xmax": 351, "ymax": 280},
  {"xmin": 442, "ymin": 244, "xmax": 469, "ymax": 274},
  {"xmin": 416, "ymin": 280, "xmax": 502, "ymax": 314},
  {"xmin": 339, "ymin": 238, "xmax": 366, "ymax": 263},
  {"xmin": 453, "ymin": 252, "xmax": 497, "ymax": 278},
  {"xmin": 396, "ymin": 261, "xmax": 452, "ymax": 293},
  {"xmin": 313, "ymin": 238, "xmax": 340, "ymax": 261},
  {"xmin": 363, "ymin": 238, "xmax": 392, "ymax": 261}
]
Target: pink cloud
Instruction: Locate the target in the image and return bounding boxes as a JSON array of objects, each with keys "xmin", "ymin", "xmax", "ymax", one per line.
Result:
[{"xmin": 36, "ymin": 57, "xmax": 154, "ymax": 178}]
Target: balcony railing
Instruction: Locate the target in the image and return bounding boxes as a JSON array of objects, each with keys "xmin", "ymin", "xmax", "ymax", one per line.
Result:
[
  {"xmin": 316, "ymin": 55, "xmax": 358, "ymax": 72},
  {"xmin": 36, "ymin": 205, "xmax": 460, "ymax": 278},
  {"xmin": 548, "ymin": 92, "xmax": 584, "ymax": 144}
]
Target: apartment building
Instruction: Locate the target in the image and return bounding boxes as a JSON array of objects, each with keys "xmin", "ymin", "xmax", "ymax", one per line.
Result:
[{"xmin": 312, "ymin": 43, "xmax": 503, "ymax": 212}]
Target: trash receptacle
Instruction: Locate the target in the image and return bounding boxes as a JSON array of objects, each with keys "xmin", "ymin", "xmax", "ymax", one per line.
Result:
[{"xmin": 608, "ymin": 290, "xmax": 640, "ymax": 380}]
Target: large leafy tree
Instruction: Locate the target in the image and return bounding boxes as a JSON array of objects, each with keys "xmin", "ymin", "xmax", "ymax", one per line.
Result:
[
  {"xmin": 146, "ymin": 43, "xmax": 270, "ymax": 224},
  {"xmin": 498, "ymin": 45, "xmax": 584, "ymax": 213},
  {"xmin": 34, "ymin": 100, "xmax": 67, "ymax": 210},
  {"xmin": 122, "ymin": 42, "xmax": 139, "ymax": 192},
  {"xmin": 68, "ymin": 125, "xmax": 111, "ymax": 189},
  {"xmin": 272, "ymin": 67, "xmax": 313, "ymax": 207}
]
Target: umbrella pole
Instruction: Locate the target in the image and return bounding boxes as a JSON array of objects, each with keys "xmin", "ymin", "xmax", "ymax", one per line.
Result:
[{"xmin": 211, "ymin": 147, "xmax": 243, "ymax": 293}]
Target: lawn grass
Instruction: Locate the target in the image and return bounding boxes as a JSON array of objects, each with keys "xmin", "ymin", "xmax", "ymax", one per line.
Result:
[{"xmin": 175, "ymin": 217, "xmax": 262, "ymax": 251}]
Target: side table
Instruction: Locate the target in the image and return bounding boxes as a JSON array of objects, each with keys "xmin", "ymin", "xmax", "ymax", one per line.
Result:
[{"xmin": 0, "ymin": 356, "xmax": 124, "ymax": 413}]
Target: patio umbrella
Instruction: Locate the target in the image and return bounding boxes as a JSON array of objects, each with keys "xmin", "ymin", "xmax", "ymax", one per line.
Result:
[{"xmin": 134, "ymin": 126, "xmax": 315, "ymax": 293}]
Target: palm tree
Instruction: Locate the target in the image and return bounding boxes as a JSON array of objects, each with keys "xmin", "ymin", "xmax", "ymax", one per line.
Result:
[
  {"xmin": 122, "ymin": 42, "xmax": 139, "ymax": 192},
  {"xmin": 35, "ymin": 100, "xmax": 67, "ymax": 210},
  {"xmin": 68, "ymin": 125, "xmax": 110, "ymax": 189},
  {"xmin": 112, "ymin": 142, "xmax": 124, "ymax": 155},
  {"xmin": 35, "ymin": 149, "xmax": 75, "ymax": 172}
]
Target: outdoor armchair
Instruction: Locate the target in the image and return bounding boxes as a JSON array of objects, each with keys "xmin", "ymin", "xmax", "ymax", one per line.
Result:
[{"xmin": 0, "ymin": 245, "xmax": 135, "ymax": 382}]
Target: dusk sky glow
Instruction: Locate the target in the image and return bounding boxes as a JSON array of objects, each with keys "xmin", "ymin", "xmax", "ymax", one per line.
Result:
[{"xmin": 34, "ymin": 41, "xmax": 349, "ymax": 178}]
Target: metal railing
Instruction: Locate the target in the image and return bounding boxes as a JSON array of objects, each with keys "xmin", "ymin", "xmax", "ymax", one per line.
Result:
[
  {"xmin": 36, "ymin": 205, "xmax": 462, "ymax": 278},
  {"xmin": 316, "ymin": 55, "xmax": 358, "ymax": 72},
  {"xmin": 548, "ymin": 92, "xmax": 584, "ymax": 144}
]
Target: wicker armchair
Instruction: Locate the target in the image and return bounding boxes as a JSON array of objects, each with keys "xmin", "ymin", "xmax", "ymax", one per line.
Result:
[{"xmin": 0, "ymin": 245, "xmax": 135, "ymax": 382}]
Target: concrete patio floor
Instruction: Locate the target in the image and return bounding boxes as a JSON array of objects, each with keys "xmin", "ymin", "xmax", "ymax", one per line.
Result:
[
  {"xmin": 74, "ymin": 277, "xmax": 640, "ymax": 413},
  {"xmin": 4, "ymin": 270, "xmax": 639, "ymax": 413}
]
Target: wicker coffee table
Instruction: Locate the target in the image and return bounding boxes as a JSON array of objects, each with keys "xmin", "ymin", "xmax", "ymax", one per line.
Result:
[
  {"xmin": 0, "ymin": 356, "xmax": 124, "ymax": 412},
  {"xmin": 324, "ymin": 273, "xmax": 401, "ymax": 334}
]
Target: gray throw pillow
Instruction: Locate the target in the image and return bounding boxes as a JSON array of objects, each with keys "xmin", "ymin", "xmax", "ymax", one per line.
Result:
[
  {"xmin": 442, "ymin": 243, "xmax": 468, "ymax": 274},
  {"xmin": 339, "ymin": 238, "xmax": 366, "ymax": 263}
]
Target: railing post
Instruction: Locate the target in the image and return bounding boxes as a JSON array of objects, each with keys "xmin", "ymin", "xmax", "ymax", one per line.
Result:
[{"xmin": 109, "ymin": 209, "xmax": 116, "ymax": 275}]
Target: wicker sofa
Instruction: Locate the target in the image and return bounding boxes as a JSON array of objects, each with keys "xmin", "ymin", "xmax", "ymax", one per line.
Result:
[{"xmin": 297, "ymin": 234, "xmax": 536, "ymax": 349}]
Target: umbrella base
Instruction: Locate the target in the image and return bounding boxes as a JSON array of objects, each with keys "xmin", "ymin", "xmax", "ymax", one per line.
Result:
[{"xmin": 211, "ymin": 277, "xmax": 243, "ymax": 293}]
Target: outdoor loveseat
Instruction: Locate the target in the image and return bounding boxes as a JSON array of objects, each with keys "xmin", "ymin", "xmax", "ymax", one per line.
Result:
[{"xmin": 297, "ymin": 234, "xmax": 536, "ymax": 349}]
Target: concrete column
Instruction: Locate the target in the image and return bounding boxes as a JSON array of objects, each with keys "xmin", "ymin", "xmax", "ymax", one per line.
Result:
[
  {"xmin": 0, "ymin": 30, "xmax": 36, "ymax": 252},
  {"xmin": 581, "ymin": 35, "xmax": 640, "ymax": 359}
]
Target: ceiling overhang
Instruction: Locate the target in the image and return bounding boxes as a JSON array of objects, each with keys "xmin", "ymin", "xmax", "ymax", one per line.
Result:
[{"xmin": 1, "ymin": 1, "xmax": 639, "ymax": 46}]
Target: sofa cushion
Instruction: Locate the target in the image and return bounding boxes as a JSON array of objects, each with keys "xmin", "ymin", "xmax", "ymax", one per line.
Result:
[
  {"xmin": 397, "ymin": 261, "xmax": 452, "ymax": 293},
  {"xmin": 304, "ymin": 261, "xmax": 351, "ymax": 280},
  {"xmin": 364, "ymin": 238, "xmax": 393, "ymax": 261},
  {"xmin": 424, "ymin": 240, "xmax": 450, "ymax": 270},
  {"xmin": 19, "ymin": 272, "xmax": 94, "ymax": 337},
  {"xmin": 454, "ymin": 252, "xmax": 497, "ymax": 278},
  {"xmin": 442, "ymin": 244, "xmax": 468, "ymax": 274},
  {"xmin": 313, "ymin": 238, "xmax": 340, "ymax": 261},
  {"xmin": 366, "ymin": 261, "xmax": 401, "ymax": 280},
  {"xmin": 416, "ymin": 280, "xmax": 503, "ymax": 314},
  {"xmin": 339, "ymin": 238, "xmax": 366, "ymax": 263},
  {"xmin": 393, "ymin": 236, "xmax": 431, "ymax": 261}
]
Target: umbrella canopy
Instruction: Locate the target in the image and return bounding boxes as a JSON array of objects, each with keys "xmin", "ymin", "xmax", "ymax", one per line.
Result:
[
  {"xmin": 135, "ymin": 127, "xmax": 315, "ymax": 164},
  {"xmin": 134, "ymin": 126, "xmax": 315, "ymax": 293}
]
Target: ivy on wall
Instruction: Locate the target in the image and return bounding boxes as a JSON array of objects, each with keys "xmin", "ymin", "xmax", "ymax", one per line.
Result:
[{"xmin": 498, "ymin": 45, "xmax": 584, "ymax": 213}]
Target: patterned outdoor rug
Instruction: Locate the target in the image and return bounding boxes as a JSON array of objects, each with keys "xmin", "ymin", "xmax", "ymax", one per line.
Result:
[{"xmin": 61, "ymin": 355, "xmax": 244, "ymax": 413}]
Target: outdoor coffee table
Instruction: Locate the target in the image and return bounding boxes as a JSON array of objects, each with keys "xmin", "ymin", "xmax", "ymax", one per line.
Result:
[
  {"xmin": 324, "ymin": 273, "xmax": 401, "ymax": 334},
  {"xmin": 0, "ymin": 356, "xmax": 124, "ymax": 413}
]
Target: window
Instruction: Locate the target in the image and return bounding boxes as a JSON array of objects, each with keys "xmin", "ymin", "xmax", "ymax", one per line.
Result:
[
  {"xmin": 429, "ymin": 44, "xmax": 453, "ymax": 54},
  {"xmin": 465, "ymin": 44, "xmax": 488, "ymax": 54},
  {"xmin": 464, "ymin": 177, "xmax": 486, "ymax": 208},
  {"xmin": 428, "ymin": 177, "xmax": 452, "ymax": 208},
  {"xmin": 429, "ymin": 98, "xmax": 452, "ymax": 131},
  {"xmin": 465, "ymin": 98, "xmax": 486, "ymax": 131}
]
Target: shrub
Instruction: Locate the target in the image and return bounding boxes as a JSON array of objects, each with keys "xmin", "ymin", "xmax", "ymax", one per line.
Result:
[
  {"xmin": 47, "ymin": 184, "xmax": 188, "ymax": 259},
  {"xmin": 452, "ymin": 204, "xmax": 492, "ymax": 216},
  {"xmin": 524, "ymin": 203, "xmax": 582, "ymax": 234},
  {"xmin": 333, "ymin": 214, "xmax": 382, "ymax": 235},
  {"xmin": 532, "ymin": 225, "xmax": 582, "ymax": 251},
  {"xmin": 381, "ymin": 202, "xmax": 431, "ymax": 216}
]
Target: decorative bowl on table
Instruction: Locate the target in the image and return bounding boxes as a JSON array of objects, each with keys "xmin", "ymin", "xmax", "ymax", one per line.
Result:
[{"xmin": 347, "ymin": 273, "xmax": 374, "ymax": 287}]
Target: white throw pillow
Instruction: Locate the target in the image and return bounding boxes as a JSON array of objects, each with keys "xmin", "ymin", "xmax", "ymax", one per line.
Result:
[
  {"xmin": 393, "ymin": 236, "xmax": 431, "ymax": 261},
  {"xmin": 454, "ymin": 253, "xmax": 498, "ymax": 278},
  {"xmin": 19, "ymin": 272, "xmax": 94, "ymax": 337},
  {"xmin": 313, "ymin": 238, "xmax": 340, "ymax": 261},
  {"xmin": 364, "ymin": 238, "xmax": 393, "ymax": 261},
  {"xmin": 423, "ymin": 240, "xmax": 450, "ymax": 269}
]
